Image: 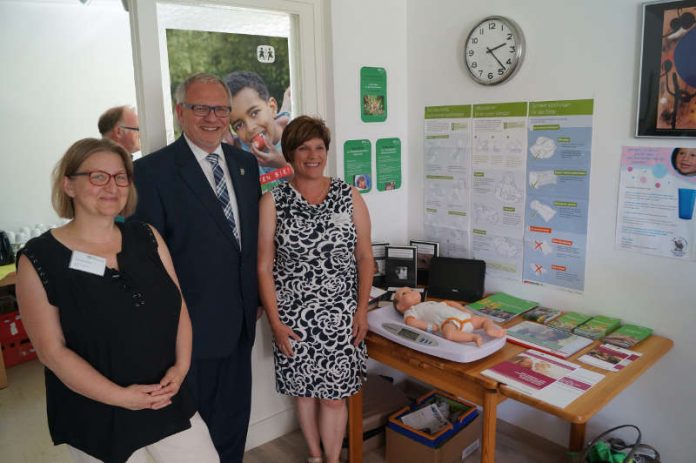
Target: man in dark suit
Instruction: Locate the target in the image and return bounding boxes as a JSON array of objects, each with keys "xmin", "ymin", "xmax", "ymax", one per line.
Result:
[{"xmin": 132, "ymin": 73, "xmax": 260, "ymax": 463}]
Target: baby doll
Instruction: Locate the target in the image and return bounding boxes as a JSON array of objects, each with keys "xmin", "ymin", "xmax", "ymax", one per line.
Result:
[{"xmin": 392, "ymin": 287, "xmax": 506, "ymax": 346}]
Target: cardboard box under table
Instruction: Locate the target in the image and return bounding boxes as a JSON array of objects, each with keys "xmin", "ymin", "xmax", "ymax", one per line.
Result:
[
  {"xmin": 386, "ymin": 390, "xmax": 481, "ymax": 463},
  {"xmin": 342, "ymin": 374, "xmax": 410, "ymax": 458}
]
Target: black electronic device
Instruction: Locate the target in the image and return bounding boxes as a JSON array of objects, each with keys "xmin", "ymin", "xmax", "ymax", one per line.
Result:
[
  {"xmin": 427, "ymin": 256, "xmax": 485, "ymax": 302},
  {"xmin": 0, "ymin": 231, "xmax": 14, "ymax": 265}
]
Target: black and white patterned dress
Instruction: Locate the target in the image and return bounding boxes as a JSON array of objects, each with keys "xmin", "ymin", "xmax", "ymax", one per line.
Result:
[{"xmin": 271, "ymin": 177, "xmax": 367, "ymax": 399}]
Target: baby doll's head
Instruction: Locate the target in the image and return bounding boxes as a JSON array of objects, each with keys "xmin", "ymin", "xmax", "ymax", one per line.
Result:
[{"xmin": 392, "ymin": 287, "xmax": 422, "ymax": 314}]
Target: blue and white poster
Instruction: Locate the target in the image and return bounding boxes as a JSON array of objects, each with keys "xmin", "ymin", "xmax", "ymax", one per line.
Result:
[{"xmin": 523, "ymin": 99, "xmax": 594, "ymax": 291}]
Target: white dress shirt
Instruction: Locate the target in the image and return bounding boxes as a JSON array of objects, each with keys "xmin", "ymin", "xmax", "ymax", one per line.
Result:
[{"xmin": 184, "ymin": 135, "xmax": 242, "ymax": 246}]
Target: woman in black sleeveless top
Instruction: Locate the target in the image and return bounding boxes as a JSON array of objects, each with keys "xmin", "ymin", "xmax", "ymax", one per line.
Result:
[{"xmin": 16, "ymin": 139, "xmax": 219, "ymax": 463}]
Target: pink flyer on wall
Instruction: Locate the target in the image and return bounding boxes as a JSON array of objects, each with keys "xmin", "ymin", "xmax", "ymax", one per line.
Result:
[{"xmin": 616, "ymin": 147, "xmax": 696, "ymax": 260}]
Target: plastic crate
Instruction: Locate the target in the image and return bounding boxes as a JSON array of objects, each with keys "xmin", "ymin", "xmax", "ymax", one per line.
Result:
[
  {"xmin": 2, "ymin": 337, "xmax": 37, "ymax": 367},
  {"xmin": 0, "ymin": 310, "xmax": 26, "ymax": 342}
]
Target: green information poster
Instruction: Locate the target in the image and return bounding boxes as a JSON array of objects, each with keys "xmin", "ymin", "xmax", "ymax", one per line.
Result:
[
  {"xmin": 376, "ymin": 138, "xmax": 401, "ymax": 191},
  {"xmin": 360, "ymin": 67, "xmax": 387, "ymax": 122},
  {"xmin": 343, "ymin": 139, "xmax": 372, "ymax": 193}
]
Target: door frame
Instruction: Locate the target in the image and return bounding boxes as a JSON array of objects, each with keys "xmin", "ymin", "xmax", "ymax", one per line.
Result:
[{"xmin": 127, "ymin": 0, "xmax": 331, "ymax": 166}]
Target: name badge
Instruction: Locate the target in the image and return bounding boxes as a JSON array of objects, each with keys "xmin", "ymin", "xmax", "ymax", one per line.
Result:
[
  {"xmin": 331, "ymin": 212, "xmax": 352, "ymax": 225},
  {"xmin": 69, "ymin": 250, "xmax": 106, "ymax": 276}
]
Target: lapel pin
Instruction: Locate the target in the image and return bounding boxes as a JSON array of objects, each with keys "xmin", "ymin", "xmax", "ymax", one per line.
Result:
[{"xmin": 240, "ymin": 168, "xmax": 245, "ymax": 176}]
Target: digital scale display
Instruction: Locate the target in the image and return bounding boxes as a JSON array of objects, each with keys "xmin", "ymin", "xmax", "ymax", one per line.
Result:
[{"xmin": 397, "ymin": 328, "xmax": 420, "ymax": 340}]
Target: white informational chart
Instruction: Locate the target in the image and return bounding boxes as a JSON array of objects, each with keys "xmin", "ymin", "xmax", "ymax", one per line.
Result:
[{"xmin": 423, "ymin": 100, "xmax": 594, "ymax": 292}]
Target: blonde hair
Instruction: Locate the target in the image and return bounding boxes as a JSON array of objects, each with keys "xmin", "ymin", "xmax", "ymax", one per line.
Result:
[{"xmin": 51, "ymin": 138, "xmax": 137, "ymax": 218}]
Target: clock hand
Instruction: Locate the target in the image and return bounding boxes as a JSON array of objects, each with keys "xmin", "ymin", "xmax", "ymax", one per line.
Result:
[
  {"xmin": 489, "ymin": 42, "xmax": 506, "ymax": 52},
  {"xmin": 485, "ymin": 47, "xmax": 507, "ymax": 71}
]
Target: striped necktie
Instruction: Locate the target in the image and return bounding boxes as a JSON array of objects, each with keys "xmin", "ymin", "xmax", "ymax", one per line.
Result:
[{"xmin": 206, "ymin": 153, "xmax": 240, "ymax": 246}]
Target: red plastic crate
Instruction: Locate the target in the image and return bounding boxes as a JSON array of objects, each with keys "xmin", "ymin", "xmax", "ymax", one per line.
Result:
[
  {"xmin": 1, "ymin": 337, "xmax": 37, "ymax": 367},
  {"xmin": 0, "ymin": 311, "xmax": 26, "ymax": 342}
]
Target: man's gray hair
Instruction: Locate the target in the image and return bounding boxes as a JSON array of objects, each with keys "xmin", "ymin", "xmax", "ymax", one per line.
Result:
[{"xmin": 173, "ymin": 72, "xmax": 232, "ymax": 105}]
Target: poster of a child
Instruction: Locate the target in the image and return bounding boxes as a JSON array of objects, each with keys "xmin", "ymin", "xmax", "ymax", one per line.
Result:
[
  {"xmin": 224, "ymin": 71, "xmax": 291, "ymax": 175},
  {"xmin": 166, "ymin": 30, "xmax": 293, "ymax": 192}
]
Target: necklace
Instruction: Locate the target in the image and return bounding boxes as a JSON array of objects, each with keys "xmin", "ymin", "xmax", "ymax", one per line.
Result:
[{"xmin": 291, "ymin": 177, "xmax": 331, "ymax": 205}]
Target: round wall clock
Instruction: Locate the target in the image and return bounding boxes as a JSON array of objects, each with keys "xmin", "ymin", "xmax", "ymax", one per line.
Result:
[{"xmin": 464, "ymin": 16, "xmax": 525, "ymax": 85}]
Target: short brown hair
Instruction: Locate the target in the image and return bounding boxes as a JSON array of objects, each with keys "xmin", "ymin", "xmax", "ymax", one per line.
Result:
[
  {"xmin": 98, "ymin": 105, "xmax": 128, "ymax": 135},
  {"xmin": 52, "ymin": 138, "xmax": 137, "ymax": 218},
  {"xmin": 281, "ymin": 115, "xmax": 331, "ymax": 163}
]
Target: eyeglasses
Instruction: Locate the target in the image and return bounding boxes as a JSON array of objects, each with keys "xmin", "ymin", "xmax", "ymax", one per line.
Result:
[
  {"xmin": 120, "ymin": 125, "xmax": 139, "ymax": 132},
  {"xmin": 70, "ymin": 170, "xmax": 130, "ymax": 187},
  {"xmin": 181, "ymin": 103, "xmax": 231, "ymax": 118}
]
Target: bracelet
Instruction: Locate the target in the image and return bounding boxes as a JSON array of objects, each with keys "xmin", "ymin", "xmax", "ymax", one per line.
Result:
[{"xmin": 426, "ymin": 322, "xmax": 435, "ymax": 333}]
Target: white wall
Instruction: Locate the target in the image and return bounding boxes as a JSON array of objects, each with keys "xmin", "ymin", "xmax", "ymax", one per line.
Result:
[
  {"xmin": 4, "ymin": 0, "xmax": 695, "ymax": 460},
  {"xmin": 329, "ymin": 0, "xmax": 409, "ymax": 245},
  {"xmin": 405, "ymin": 0, "xmax": 696, "ymax": 461},
  {"xmin": 0, "ymin": 0, "xmax": 136, "ymax": 232}
]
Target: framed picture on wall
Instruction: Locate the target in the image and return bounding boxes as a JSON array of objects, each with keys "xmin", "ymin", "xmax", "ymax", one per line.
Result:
[{"xmin": 636, "ymin": 0, "xmax": 696, "ymax": 137}]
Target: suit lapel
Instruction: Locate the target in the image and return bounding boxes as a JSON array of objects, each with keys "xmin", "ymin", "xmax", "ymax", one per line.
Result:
[{"xmin": 174, "ymin": 137, "xmax": 240, "ymax": 251}]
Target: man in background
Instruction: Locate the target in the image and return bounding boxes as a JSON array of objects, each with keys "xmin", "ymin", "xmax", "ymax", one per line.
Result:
[{"xmin": 98, "ymin": 105, "xmax": 141, "ymax": 156}]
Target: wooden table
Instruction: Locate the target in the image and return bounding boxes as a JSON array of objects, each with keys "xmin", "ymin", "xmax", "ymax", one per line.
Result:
[
  {"xmin": 349, "ymin": 330, "xmax": 510, "ymax": 463},
  {"xmin": 0, "ymin": 271, "xmax": 16, "ymax": 288},
  {"xmin": 496, "ymin": 333, "xmax": 673, "ymax": 451},
  {"xmin": 347, "ymin": 326, "xmax": 672, "ymax": 463}
]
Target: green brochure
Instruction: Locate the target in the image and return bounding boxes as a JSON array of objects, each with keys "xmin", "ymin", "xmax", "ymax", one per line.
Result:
[
  {"xmin": 376, "ymin": 138, "xmax": 401, "ymax": 191},
  {"xmin": 344, "ymin": 139, "xmax": 372, "ymax": 193},
  {"xmin": 360, "ymin": 67, "xmax": 387, "ymax": 122}
]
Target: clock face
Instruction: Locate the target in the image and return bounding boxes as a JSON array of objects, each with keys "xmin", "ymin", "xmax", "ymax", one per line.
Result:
[{"xmin": 464, "ymin": 16, "xmax": 525, "ymax": 85}]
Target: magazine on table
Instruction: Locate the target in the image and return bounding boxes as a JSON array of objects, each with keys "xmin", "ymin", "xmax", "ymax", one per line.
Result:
[
  {"xmin": 481, "ymin": 350, "xmax": 605, "ymax": 408},
  {"xmin": 466, "ymin": 293, "xmax": 538, "ymax": 323},
  {"xmin": 579, "ymin": 344, "xmax": 642, "ymax": 372},
  {"xmin": 506, "ymin": 321, "xmax": 594, "ymax": 359},
  {"xmin": 603, "ymin": 324, "xmax": 652, "ymax": 348},
  {"xmin": 573, "ymin": 315, "xmax": 621, "ymax": 340},
  {"xmin": 522, "ymin": 306, "xmax": 563, "ymax": 324},
  {"xmin": 547, "ymin": 311, "xmax": 592, "ymax": 332},
  {"xmin": 368, "ymin": 286, "xmax": 389, "ymax": 310}
]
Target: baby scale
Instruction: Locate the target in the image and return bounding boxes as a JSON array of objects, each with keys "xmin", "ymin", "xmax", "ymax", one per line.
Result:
[{"xmin": 367, "ymin": 304, "xmax": 506, "ymax": 363}]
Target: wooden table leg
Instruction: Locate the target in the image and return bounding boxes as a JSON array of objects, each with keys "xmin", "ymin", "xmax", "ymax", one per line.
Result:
[
  {"xmin": 569, "ymin": 422, "xmax": 586, "ymax": 452},
  {"xmin": 481, "ymin": 389, "xmax": 497, "ymax": 463},
  {"xmin": 347, "ymin": 389, "xmax": 363, "ymax": 463}
]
